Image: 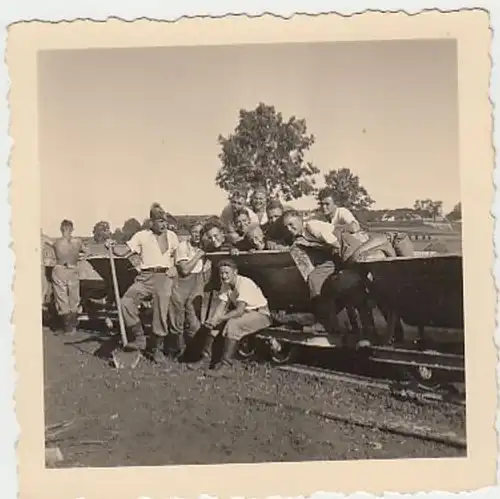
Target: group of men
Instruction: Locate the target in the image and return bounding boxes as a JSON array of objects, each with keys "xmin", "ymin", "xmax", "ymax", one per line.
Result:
[{"xmin": 45, "ymin": 185, "xmax": 410, "ymax": 374}]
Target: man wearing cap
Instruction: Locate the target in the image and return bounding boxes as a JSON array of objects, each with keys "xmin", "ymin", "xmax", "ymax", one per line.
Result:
[{"xmin": 107, "ymin": 203, "xmax": 179, "ymax": 365}]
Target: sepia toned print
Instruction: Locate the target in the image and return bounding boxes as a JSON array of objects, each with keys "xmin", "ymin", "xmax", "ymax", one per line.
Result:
[{"xmin": 10, "ymin": 11, "xmax": 495, "ymax": 499}]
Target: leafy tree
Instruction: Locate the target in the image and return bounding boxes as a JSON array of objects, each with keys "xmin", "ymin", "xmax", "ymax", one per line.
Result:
[
  {"xmin": 413, "ymin": 199, "xmax": 444, "ymax": 220},
  {"xmin": 92, "ymin": 221, "xmax": 112, "ymax": 243},
  {"xmin": 322, "ymin": 168, "xmax": 375, "ymax": 211},
  {"xmin": 216, "ymin": 102, "xmax": 319, "ymax": 201},
  {"xmin": 121, "ymin": 218, "xmax": 142, "ymax": 241},
  {"xmin": 447, "ymin": 202, "xmax": 462, "ymax": 221}
]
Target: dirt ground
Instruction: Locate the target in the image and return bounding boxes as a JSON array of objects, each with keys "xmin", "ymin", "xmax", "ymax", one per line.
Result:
[{"xmin": 43, "ymin": 327, "xmax": 466, "ymax": 468}]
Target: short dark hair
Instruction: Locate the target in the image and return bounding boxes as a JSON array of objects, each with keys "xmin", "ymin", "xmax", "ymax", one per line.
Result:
[
  {"xmin": 189, "ymin": 220, "xmax": 204, "ymax": 231},
  {"xmin": 282, "ymin": 209, "xmax": 301, "ymax": 221},
  {"xmin": 230, "ymin": 189, "xmax": 247, "ymax": 201},
  {"xmin": 317, "ymin": 187, "xmax": 335, "ymax": 202},
  {"xmin": 266, "ymin": 199, "xmax": 283, "ymax": 212},
  {"xmin": 233, "ymin": 208, "xmax": 250, "ymax": 220},
  {"xmin": 217, "ymin": 258, "xmax": 238, "ymax": 271},
  {"xmin": 60, "ymin": 219, "xmax": 73, "ymax": 229},
  {"xmin": 202, "ymin": 219, "xmax": 224, "ymax": 236}
]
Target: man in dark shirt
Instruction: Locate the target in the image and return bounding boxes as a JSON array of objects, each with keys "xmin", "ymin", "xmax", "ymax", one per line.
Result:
[{"xmin": 262, "ymin": 200, "xmax": 294, "ymax": 249}]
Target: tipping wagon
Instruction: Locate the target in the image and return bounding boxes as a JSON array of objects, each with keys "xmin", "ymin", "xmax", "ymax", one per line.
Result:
[
  {"xmin": 42, "ymin": 238, "xmax": 465, "ymax": 381},
  {"xmin": 200, "ymin": 247, "xmax": 465, "ymax": 380}
]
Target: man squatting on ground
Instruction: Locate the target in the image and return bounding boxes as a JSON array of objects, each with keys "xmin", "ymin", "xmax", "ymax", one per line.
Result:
[
  {"xmin": 168, "ymin": 222, "xmax": 208, "ymax": 355},
  {"xmin": 50, "ymin": 219, "xmax": 88, "ymax": 335},
  {"xmin": 195, "ymin": 258, "xmax": 272, "ymax": 373},
  {"xmin": 107, "ymin": 205, "xmax": 179, "ymax": 364}
]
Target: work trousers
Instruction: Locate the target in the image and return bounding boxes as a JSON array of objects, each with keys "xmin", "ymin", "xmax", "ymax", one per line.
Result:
[
  {"xmin": 211, "ymin": 308, "xmax": 272, "ymax": 341},
  {"xmin": 320, "ymin": 269, "xmax": 374, "ymax": 335},
  {"xmin": 121, "ymin": 271, "xmax": 174, "ymax": 337},
  {"xmin": 307, "ymin": 261, "xmax": 336, "ymax": 298},
  {"xmin": 51, "ymin": 265, "xmax": 80, "ymax": 315},
  {"xmin": 169, "ymin": 272, "xmax": 205, "ymax": 338},
  {"xmin": 42, "ymin": 265, "xmax": 49, "ymax": 305}
]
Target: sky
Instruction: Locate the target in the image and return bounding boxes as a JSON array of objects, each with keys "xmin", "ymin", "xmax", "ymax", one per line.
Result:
[{"xmin": 38, "ymin": 39, "xmax": 459, "ymax": 236}]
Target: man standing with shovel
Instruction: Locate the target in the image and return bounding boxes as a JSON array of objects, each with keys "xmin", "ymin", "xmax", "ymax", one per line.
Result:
[{"xmin": 106, "ymin": 204, "xmax": 179, "ymax": 366}]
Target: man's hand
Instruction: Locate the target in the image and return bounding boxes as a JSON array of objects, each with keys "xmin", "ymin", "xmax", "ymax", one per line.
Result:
[
  {"xmin": 104, "ymin": 238, "xmax": 115, "ymax": 250},
  {"xmin": 166, "ymin": 267, "xmax": 178, "ymax": 278},
  {"xmin": 128, "ymin": 254, "xmax": 141, "ymax": 270},
  {"xmin": 229, "ymin": 247, "xmax": 240, "ymax": 256},
  {"xmin": 204, "ymin": 319, "xmax": 218, "ymax": 329}
]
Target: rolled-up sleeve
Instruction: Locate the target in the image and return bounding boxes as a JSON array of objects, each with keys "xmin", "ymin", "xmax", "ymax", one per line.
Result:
[
  {"xmin": 126, "ymin": 231, "xmax": 142, "ymax": 254},
  {"xmin": 170, "ymin": 232, "xmax": 180, "ymax": 252},
  {"xmin": 306, "ymin": 220, "xmax": 340, "ymax": 247},
  {"xmin": 175, "ymin": 241, "xmax": 189, "ymax": 263},
  {"xmin": 338, "ymin": 208, "xmax": 360, "ymax": 230}
]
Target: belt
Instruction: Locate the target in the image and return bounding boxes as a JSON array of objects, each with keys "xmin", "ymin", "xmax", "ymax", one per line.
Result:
[
  {"xmin": 142, "ymin": 266, "xmax": 169, "ymax": 273},
  {"xmin": 55, "ymin": 263, "xmax": 78, "ymax": 269}
]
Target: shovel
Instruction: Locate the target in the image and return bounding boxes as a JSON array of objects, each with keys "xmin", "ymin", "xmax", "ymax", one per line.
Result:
[{"xmin": 108, "ymin": 246, "xmax": 141, "ymax": 369}]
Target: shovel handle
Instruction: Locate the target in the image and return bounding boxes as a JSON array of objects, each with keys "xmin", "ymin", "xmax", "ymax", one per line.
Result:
[{"xmin": 108, "ymin": 246, "xmax": 128, "ymax": 348}]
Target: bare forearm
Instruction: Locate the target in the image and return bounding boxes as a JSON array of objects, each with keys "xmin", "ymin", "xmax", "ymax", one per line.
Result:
[
  {"xmin": 178, "ymin": 252, "xmax": 204, "ymax": 276},
  {"xmin": 218, "ymin": 308, "xmax": 245, "ymax": 322}
]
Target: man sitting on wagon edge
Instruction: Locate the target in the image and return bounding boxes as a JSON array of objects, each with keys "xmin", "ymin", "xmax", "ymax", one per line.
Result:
[
  {"xmin": 314, "ymin": 187, "xmax": 362, "ymax": 232},
  {"xmin": 106, "ymin": 204, "xmax": 179, "ymax": 365},
  {"xmin": 263, "ymin": 199, "xmax": 294, "ymax": 250},
  {"xmin": 200, "ymin": 258, "xmax": 272, "ymax": 374}
]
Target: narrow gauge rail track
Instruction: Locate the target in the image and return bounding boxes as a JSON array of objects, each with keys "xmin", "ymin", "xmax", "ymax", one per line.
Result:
[{"xmin": 276, "ymin": 363, "xmax": 466, "ymax": 407}]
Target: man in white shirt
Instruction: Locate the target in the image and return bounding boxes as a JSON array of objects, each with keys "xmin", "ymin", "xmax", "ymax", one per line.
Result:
[
  {"xmin": 283, "ymin": 210, "xmax": 342, "ymax": 335},
  {"xmin": 219, "ymin": 189, "xmax": 259, "ymax": 243},
  {"xmin": 249, "ymin": 186, "xmax": 268, "ymax": 225},
  {"xmin": 169, "ymin": 222, "xmax": 206, "ymax": 356},
  {"xmin": 197, "ymin": 258, "xmax": 272, "ymax": 373},
  {"xmin": 316, "ymin": 187, "xmax": 362, "ymax": 233},
  {"xmin": 108, "ymin": 205, "xmax": 179, "ymax": 365}
]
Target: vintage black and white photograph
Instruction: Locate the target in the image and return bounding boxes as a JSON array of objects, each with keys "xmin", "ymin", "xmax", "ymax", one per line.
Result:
[
  {"xmin": 6, "ymin": 14, "xmax": 490, "ymax": 495},
  {"xmin": 37, "ymin": 36, "xmax": 471, "ymax": 469}
]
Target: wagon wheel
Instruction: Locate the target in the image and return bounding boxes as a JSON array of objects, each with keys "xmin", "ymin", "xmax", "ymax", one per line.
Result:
[
  {"xmin": 269, "ymin": 340, "xmax": 297, "ymax": 365},
  {"xmin": 416, "ymin": 365, "xmax": 433, "ymax": 382},
  {"xmin": 237, "ymin": 336, "xmax": 258, "ymax": 360}
]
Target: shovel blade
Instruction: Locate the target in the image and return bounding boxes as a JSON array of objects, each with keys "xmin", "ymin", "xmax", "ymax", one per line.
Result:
[{"xmin": 111, "ymin": 349, "xmax": 142, "ymax": 369}]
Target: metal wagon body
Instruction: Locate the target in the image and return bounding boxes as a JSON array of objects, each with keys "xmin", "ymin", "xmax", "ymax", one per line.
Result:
[{"xmin": 43, "ymin": 241, "xmax": 465, "ymax": 378}]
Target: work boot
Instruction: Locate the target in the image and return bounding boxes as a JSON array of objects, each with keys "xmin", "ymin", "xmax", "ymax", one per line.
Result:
[
  {"xmin": 168, "ymin": 334, "xmax": 185, "ymax": 360},
  {"xmin": 210, "ymin": 338, "xmax": 239, "ymax": 376},
  {"xmin": 187, "ymin": 334, "xmax": 214, "ymax": 370},
  {"xmin": 69, "ymin": 312, "xmax": 78, "ymax": 334},
  {"xmin": 124, "ymin": 324, "xmax": 147, "ymax": 351},
  {"xmin": 150, "ymin": 335, "xmax": 170, "ymax": 367},
  {"xmin": 61, "ymin": 313, "xmax": 76, "ymax": 336}
]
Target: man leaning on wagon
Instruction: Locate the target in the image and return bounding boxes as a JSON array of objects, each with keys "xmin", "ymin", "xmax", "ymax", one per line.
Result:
[
  {"xmin": 219, "ymin": 189, "xmax": 259, "ymax": 244},
  {"xmin": 314, "ymin": 187, "xmax": 362, "ymax": 232},
  {"xmin": 106, "ymin": 203, "xmax": 179, "ymax": 366},
  {"xmin": 168, "ymin": 222, "xmax": 206, "ymax": 357},
  {"xmin": 282, "ymin": 210, "xmax": 342, "ymax": 332}
]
